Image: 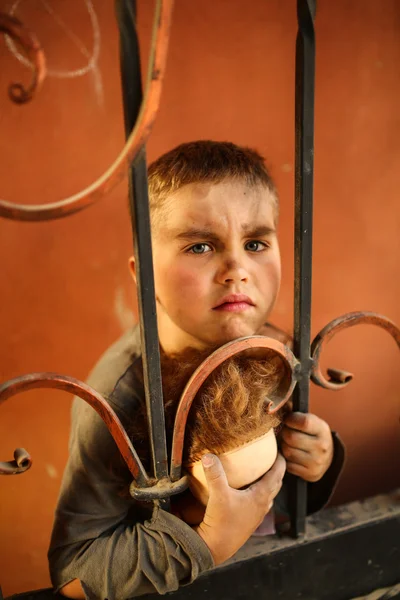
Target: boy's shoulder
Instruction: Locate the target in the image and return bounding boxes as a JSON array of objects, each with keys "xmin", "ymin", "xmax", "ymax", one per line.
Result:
[{"xmin": 84, "ymin": 324, "xmax": 144, "ymax": 418}]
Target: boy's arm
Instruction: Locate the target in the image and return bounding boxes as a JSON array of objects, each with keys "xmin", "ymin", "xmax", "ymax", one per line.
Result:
[
  {"xmin": 54, "ymin": 504, "xmax": 214, "ymax": 599},
  {"xmin": 49, "ymin": 396, "xmax": 214, "ymax": 598},
  {"xmin": 50, "ymin": 398, "xmax": 287, "ymax": 599}
]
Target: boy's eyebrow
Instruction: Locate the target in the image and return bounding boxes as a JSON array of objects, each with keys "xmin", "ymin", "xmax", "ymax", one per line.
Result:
[
  {"xmin": 174, "ymin": 225, "xmax": 276, "ymax": 241},
  {"xmin": 174, "ymin": 228, "xmax": 221, "ymax": 242},
  {"xmin": 242, "ymin": 224, "xmax": 276, "ymax": 237}
]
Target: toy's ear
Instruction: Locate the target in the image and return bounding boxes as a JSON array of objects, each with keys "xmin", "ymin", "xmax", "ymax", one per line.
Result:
[{"xmin": 128, "ymin": 256, "xmax": 136, "ymax": 284}]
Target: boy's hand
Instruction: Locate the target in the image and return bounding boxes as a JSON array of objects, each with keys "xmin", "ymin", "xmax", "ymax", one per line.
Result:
[
  {"xmin": 194, "ymin": 453, "xmax": 286, "ymax": 565},
  {"xmin": 280, "ymin": 412, "xmax": 334, "ymax": 483}
]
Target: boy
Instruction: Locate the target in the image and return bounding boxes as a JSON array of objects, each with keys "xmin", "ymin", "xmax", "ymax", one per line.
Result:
[{"xmin": 49, "ymin": 141, "xmax": 344, "ymax": 599}]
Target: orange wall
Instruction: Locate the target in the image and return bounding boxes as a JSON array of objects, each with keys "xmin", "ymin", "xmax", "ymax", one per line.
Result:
[{"xmin": 1, "ymin": 0, "xmax": 399, "ymax": 594}]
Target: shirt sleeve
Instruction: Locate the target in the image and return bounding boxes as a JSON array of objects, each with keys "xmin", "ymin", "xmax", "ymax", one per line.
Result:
[{"xmin": 48, "ymin": 396, "xmax": 213, "ymax": 598}]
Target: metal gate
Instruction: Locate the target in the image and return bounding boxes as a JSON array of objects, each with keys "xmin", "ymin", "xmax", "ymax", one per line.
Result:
[{"xmin": 0, "ymin": 0, "xmax": 399, "ymax": 590}]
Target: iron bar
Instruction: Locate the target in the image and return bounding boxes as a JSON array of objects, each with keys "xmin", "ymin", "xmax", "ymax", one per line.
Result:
[
  {"xmin": 290, "ymin": 0, "xmax": 316, "ymax": 537},
  {"xmin": 117, "ymin": 0, "xmax": 169, "ymax": 486}
]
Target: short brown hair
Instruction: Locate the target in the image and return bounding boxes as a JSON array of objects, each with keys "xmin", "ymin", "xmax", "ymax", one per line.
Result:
[{"xmin": 148, "ymin": 140, "xmax": 278, "ymax": 217}]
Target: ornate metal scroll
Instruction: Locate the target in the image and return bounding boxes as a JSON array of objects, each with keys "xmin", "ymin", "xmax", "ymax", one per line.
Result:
[
  {"xmin": 311, "ymin": 312, "xmax": 400, "ymax": 390},
  {"xmin": 0, "ymin": 12, "xmax": 46, "ymax": 103},
  {"xmin": 0, "ymin": 0, "xmax": 173, "ymax": 221},
  {"xmin": 0, "ymin": 373, "xmax": 149, "ymax": 484},
  {"xmin": 0, "ymin": 337, "xmax": 297, "ymax": 503},
  {"xmin": 1, "ymin": 0, "xmax": 399, "ymax": 540}
]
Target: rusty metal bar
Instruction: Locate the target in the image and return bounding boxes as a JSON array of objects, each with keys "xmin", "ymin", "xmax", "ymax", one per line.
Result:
[
  {"xmin": 0, "ymin": 0, "xmax": 173, "ymax": 221},
  {"xmin": 290, "ymin": 0, "xmax": 316, "ymax": 537},
  {"xmin": 117, "ymin": 0, "xmax": 169, "ymax": 487},
  {"xmin": 0, "ymin": 12, "xmax": 46, "ymax": 103}
]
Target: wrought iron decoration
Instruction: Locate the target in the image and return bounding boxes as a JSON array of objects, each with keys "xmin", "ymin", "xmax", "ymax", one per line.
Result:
[{"xmin": 1, "ymin": 0, "xmax": 399, "ymax": 541}]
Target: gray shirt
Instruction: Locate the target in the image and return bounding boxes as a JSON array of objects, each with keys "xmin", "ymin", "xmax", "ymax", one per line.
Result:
[{"xmin": 48, "ymin": 325, "xmax": 344, "ymax": 599}]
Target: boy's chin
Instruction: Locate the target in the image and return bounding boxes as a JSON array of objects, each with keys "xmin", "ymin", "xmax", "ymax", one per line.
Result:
[
  {"xmin": 209, "ymin": 323, "xmax": 261, "ymax": 346},
  {"xmin": 204, "ymin": 330, "xmax": 256, "ymax": 349},
  {"xmin": 177, "ymin": 317, "xmax": 267, "ymax": 351}
]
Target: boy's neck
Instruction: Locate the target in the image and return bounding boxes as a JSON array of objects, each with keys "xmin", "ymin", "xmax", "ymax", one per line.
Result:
[
  {"xmin": 157, "ymin": 317, "xmax": 286, "ymax": 356},
  {"xmin": 157, "ymin": 318, "xmax": 209, "ymax": 356}
]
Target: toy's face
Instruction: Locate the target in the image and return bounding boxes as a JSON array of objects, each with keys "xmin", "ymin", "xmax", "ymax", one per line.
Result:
[
  {"xmin": 185, "ymin": 428, "xmax": 278, "ymax": 506},
  {"xmin": 142, "ymin": 180, "xmax": 281, "ymax": 354}
]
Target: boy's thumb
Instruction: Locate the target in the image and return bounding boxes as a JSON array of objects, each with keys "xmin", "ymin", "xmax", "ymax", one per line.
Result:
[{"xmin": 201, "ymin": 453, "xmax": 228, "ymax": 493}]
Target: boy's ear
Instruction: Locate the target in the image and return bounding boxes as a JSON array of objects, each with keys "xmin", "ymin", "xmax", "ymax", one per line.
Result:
[{"xmin": 128, "ymin": 256, "xmax": 137, "ymax": 283}]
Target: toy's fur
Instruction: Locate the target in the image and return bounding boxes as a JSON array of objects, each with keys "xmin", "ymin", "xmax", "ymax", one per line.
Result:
[{"xmin": 129, "ymin": 347, "xmax": 289, "ymax": 470}]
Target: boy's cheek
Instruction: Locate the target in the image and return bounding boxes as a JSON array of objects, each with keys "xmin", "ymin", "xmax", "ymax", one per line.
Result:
[
  {"xmin": 156, "ymin": 263, "xmax": 205, "ymax": 301},
  {"xmin": 175, "ymin": 269, "xmax": 204, "ymax": 293}
]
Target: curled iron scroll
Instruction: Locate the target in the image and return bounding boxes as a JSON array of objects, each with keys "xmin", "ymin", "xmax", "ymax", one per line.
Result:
[
  {"xmin": 0, "ymin": 12, "xmax": 46, "ymax": 103},
  {"xmin": 0, "ymin": 447, "xmax": 32, "ymax": 475},
  {"xmin": 0, "ymin": 0, "xmax": 174, "ymax": 221},
  {"xmin": 310, "ymin": 311, "xmax": 400, "ymax": 390},
  {"xmin": 170, "ymin": 335, "xmax": 299, "ymax": 482},
  {"xmin": 0, "ymin": 372, "xmax": 149, "ymax": 484}
]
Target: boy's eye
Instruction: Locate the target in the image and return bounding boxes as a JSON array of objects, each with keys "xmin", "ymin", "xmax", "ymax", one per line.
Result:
[
  {"xmin": 187, "ymin": 243, "xmax": 212, "ymax": 254},
  {"xmin": 245, "ymin": 240, "xmax": 268, "ymax": 252}
]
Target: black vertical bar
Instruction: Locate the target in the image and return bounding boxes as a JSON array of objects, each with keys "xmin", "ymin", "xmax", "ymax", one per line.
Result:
[
  {"xmin": 116, "ymin": 0, "xmax": 169, "ymax": 484},
  {"xmin": 290, "ymin": 0, "xmax": 316, "ymax": 537}
]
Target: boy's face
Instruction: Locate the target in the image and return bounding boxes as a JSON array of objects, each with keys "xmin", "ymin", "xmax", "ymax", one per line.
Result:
[{"xmin": 131, "ymin": 180, "xmax": 281, "ymax": 353}]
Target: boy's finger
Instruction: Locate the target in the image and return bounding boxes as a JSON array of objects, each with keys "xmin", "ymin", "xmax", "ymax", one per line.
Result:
[
  {"xmin": 286, "ymin": 461, "xmax": 310, "ymax": 480},
  {"xmin": 284, "ymin": 412, "xmax": 322, "ymax": 435},
  {"xmin": 281, "ymin": 441, "xmax": 310, "ymax": 465},
  {"xmin": 281, "ymin": 428, "xmax": 314, "ymax": 452},
  {"xmin": 255, "ymin": 453, "xmax": 286, "ymax": 492},
  {"xmin": 201, "ymin": 453, "xmax": 229, "ymax": 494}
]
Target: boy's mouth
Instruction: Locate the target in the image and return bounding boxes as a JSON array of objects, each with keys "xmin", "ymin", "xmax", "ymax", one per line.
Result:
[{"xmin": 213, "ymin": 294, "xmax": 255, "ymax": 312}]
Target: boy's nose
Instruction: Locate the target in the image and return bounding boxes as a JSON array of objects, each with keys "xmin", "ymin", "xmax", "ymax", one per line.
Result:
[{"xmin": 217, "ymin": 259, "xmax": 249, "ymax": 284}]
